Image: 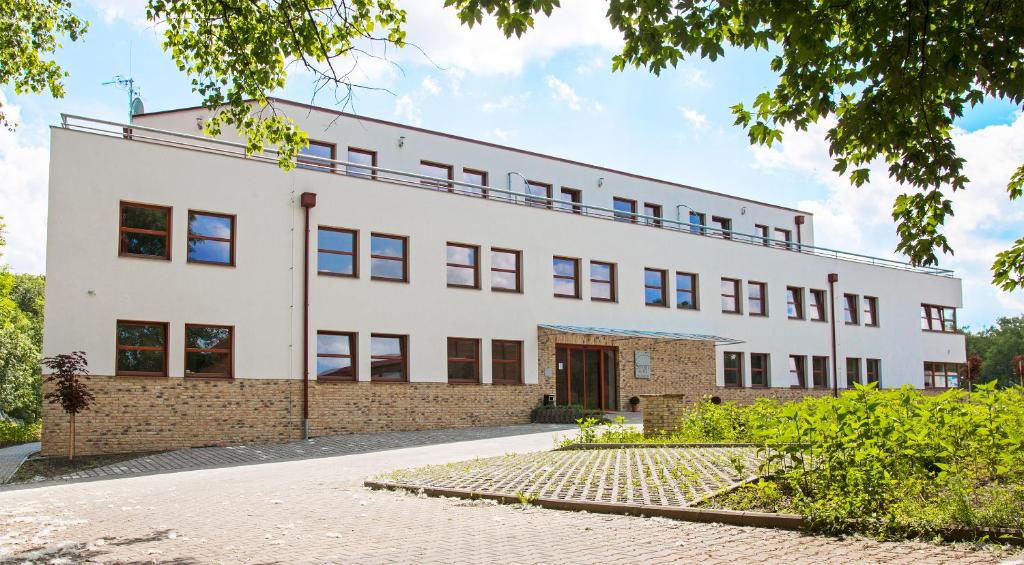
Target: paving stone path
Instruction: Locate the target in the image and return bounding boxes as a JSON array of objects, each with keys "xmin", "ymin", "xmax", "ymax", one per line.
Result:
[{"xmin": 0, "ymin": 442, "xmax": 39, "ymax": 484}]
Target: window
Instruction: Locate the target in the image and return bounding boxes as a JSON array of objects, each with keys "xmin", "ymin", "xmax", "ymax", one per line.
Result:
[
  {"xmin": 866, "ymin": 358, "xmax": 881, "ymax": 384},
  {"xmin": 492, "ymin": 340, "xmax": 523, "ymax": 385},
  {"xmin": 809, "ymin": 289, "xmax": 826, "ymax": 322},
  {"xmin": 774, "ymin": 228, "xmax": 793, "ymax": 249},
  {"xmin": 921, "ymin": 304, "xmax": 957, "ymax": 333},
  {"xmin": 553, "ymin": 256, "xmax": 581, "ymax": 298},
  {"xmin": 846, "ymin": 357, "xmax": 862, "ymax": 388},
  {"xmin": 318, "ymin": 227, "xmax": 357, "ymax": 277},
  {"xmin": 317, "ymin": 331, "xmax": 356, "ymax": 381},
  {"xmin": 863, "ymin": 296, "xmax": 879, "ymax": 327},
  {"xmin": 754, "ymin": 224, "xmax": 769, "ymax": 246},
  {"xmin": 346, "ymin": 147, "xmax": 377, "ymax": 179},
  {"xmin": 613, "ymin": 197, "xmax": 637, "ymax": 223},
  {"xmin": 711, "ymin": 216, "xmax": 732, "ymax": 238},
  {"xmin": 721, "ymin": 278, "xmax": 741, "ymax": 313},
  {"xmin": 787, "ymin": 286, "xmax": 805, "ymax": 320},
  {"xmin": 558, "ymin": 187, "xmax": 582, "ymax": 214},
  {"xmin": 924, "ymin": 362, "xmax": 960, "ymax": 389},
  {"xmin": 119, "ymin": 202, "xmax": 171, "ymax": 259},
  {"xmin": 447, "ymin": 338, "xmax": 480, "ymax": 384},
  {"xmin": 723, "ymin": 352, "xmax": 743, "ymax": 387},
  {"xmin": 184, "ymin": 324, "xmax": 233, "ymax": 378},
  {"xmin": 844, "ymin": 294, "xmax": 860, "ymax": 325},
  {"xmin": 187, "ymin": 211, "xmax": 235, "ymax": 266},
  {"xmin": 462, "ymin": 168, "xmax": 488, "ymax": 197},
  {"xmin": 590, "ymin": 261, "xmax": 616, "ymax": 302},
  {"xmin": 789, "ymin": 355, "xmax": 807, "ymax": 388},
  {"xmin": 370, "ymin": 334, "xmax": 407, "ymax": 382},
  {"xmin": 370, "ymin": 233, "xmax": 408, "ymax": 282},
  {"xmin": 812, "ymin": 356, "xmax": 829, "ymax": 388},
  {"xmin": 676, "ymin": 272, "xmax": 699, "ymax": 310},
  {"xmin": 643, "ymin": 202, "xmax": 663, "ymax": 226},
  {"xmin": 420, "ymin": 160, "xmax": 454, "ymax": 190},
  {"xmin": 491, "ymin": 248, "xmax": 522, "ymax": 293},
  {"xmin": 688, "ymin": 211, "xmax": 706, "ymax": 235},
  {"xmin": 750, "ymin": 353, "xmax": 769, "ymax": 387},
  {"xmin": 115, "ymin": 320, "xmax": 168, "ymax": 376},
  {"xmin": 297, "ymin": 140, "xmax": 335, "ymax": 171},
  {"xmin": 748, "ymin": 281, "xmax": 767, "ymax": 316},
  {"xmin": 645, "ymin": 268, "xmax": 668, "ymax": 307},
  {"xmin": 526, "ymin": 181, "xmax": 552, "ymax": 208},
  {"xmin": 446, "ymin": 243, "xmax": 480, "ymax": 289}
]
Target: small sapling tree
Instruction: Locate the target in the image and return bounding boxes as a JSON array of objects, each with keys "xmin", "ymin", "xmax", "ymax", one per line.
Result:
[{"xmin": 41, "ymin": 351, "xmax": 93, "ymax": 460}]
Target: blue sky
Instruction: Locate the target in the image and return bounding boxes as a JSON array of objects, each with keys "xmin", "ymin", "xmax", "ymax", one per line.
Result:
[{"xmin": 2, "ymin": 0, "xmax": 1022, "ymax": 329}]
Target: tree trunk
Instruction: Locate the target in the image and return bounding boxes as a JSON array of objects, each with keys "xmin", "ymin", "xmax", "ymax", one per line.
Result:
[{"xmin": 68, "ymin": 413, "xmax": 76, "ymax": 461}]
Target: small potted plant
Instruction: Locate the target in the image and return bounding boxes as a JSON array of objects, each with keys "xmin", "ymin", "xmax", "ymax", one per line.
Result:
[{"xmin": 628, "ymin": 396, "xmax": 641, "ymax": 412}]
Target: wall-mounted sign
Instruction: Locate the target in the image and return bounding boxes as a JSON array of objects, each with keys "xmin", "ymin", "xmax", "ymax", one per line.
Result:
[{"xmin": 634, "ymin": 350, "xmax": 651, "ymax": 379}]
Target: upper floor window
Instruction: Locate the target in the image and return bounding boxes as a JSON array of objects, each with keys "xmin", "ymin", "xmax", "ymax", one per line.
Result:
[
  {"xmin": 559, "ymin": 187, "xmax": 582, "ymax": 214},
  {"xmin": 812, "ymin": 356, "xmax": 829, "ymax": 388},
  {"xmin": 688, "ymin": 211, "xmax": 706, "ymax": 235},
  {"xmin": 115, "ymin": 320, "xmax": 168, "ymax": 376},
  {"xmin": 921, "ymin": 304, "xmax": 956, "ymax": 333},
  {"xmin": 317, "ymin": 331, "xmax": 356, "ymax": 381},
  {"xmin": 750, "ymin": 353, "xmax": 769, "ymax": 387},
  {"xmin": 754, "ymin": 224, "xmax": 769, "ymax": 246},
  {"xmin": 787, "ymin": 286, "xmax": 805, "ymax": 319},
  {"xmin": 446, "ymin": 243, "xmax": 480, "ymax": 289},
  {"xmin": 721, "ymin": 278, "xmax": 741, "ymax": 314},
  {"xmin": 119, "ymin": 202, "xmax": 171, "ymax": 260},
  {"xmin": 846, "ymin": 357, "xmax": 862, "ymax": 388},
  {"xmin": 318, "ymin": 227, "xmax": 357, "ymax": 277},
  {"xmin": 553, "ymin": 256, "xmax": 581, "ymax": 298},
  {"xmin": 863, "ymin": 296, "xmax": 879, "ymax": 327},
  {"xmin": 185, "ymin": 324, "xmax": 233, "ymax": 378},
  {"xmin": 643, "ymin": 203, "xmax": 663, "ymax": 226},
  {"xmin": 590, "ymin": 261, "xmax": 616, "ymax": 302},
  {"xmin": 844, "ymin": 294, "xmax": 860, "ymax": 325},
  {"xmin": 447, "ymin": 337, "xmax": 480, "ymax": 384},
  {"xmin": 711, "ymin": 216, "xmax": 732, "ymax": 239},
  {"xmin": 421, "ymin": 160, "xmax": 454, "ymax": 190},
  {"xmin": 924, "ymin": 361, "xmax": 959, "ymax": 388},
  {"xmin": 676, "ymin": 272, "xmax": 699, "ymax": 310},
  {"xmin": 645, "ymin": 268, "xmax": 668, "ymax": 307},
  {"xmin": 866, "ymin": 358, "xmax": 881, "ymax": 384},
  {"xmin": 613, "ymin": 197, "xmax": 637, "ymax": 223},
  {"xmin": 187, "ymin": 211, "xmax": 235, "ymax": 266},
  {"xmin": 346, "ymin": 147, "xmax": 377, "ymax": 179},
  {"xmin": 492, "ymin": 340, "xmax": 523, "ymax": 385},
  {"xmin": 789, "ymin": 355, "xmax": 807, "ymax": 388},
  {"xmin": 748, "ymin": 281, "xmax": 767, "ymax": 316},
  {"xmin": 723, "ymin": 352, "xmax": 743, "ymax": 387},
  {"xmin": 370, "ymin": 334, "xmax": 407, "ymax": 382},
  {"xmin": 526, "ymin": 181, "xmax": 552, "ymax": 208},
  {"xmin": 297, "ymin": 140, "xmax": 335, "ymax": 171},
  {"xmin": 774, "ymin": 228, "xmax": 793, "ymax": 249},
  {"xmin": 491, "ymin": 248, "xmax": 522, "ymax": 293},
  {"xmin": 462, "ymin": 168, "xmax": 488, "ymax": 197},
  {"xmin": 370, "ymin": 233, "xmax": 408, "ymax": 282},
  {"xmin": 809, "ymin": 289, "xmax": 826, "ymax": 321}
]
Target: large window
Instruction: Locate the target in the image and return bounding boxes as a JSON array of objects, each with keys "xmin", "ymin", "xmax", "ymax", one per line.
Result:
[
  {"xmin": 526, "ymin": 181, "xmax": 552, "ymax": 208},
  {"xmin": 774, "ymin": 228, "xmax": 793, "ymax": 249},
  {"xmin": 492, "ymin": 340, "xmax": 523, "ymax": 385},
  {"xmin": 119, "ymin": 202, "xmax": 171, "ymax": 259},
  {"xmin": 723, "ymin": 352, "xmax": 743, "ymax": 387},
  {"xmin": 370, "ymin": 334, "xmax": 407, "ymax": 382},
  {"xmin": 844, "ymin": 294, "xmax": 860, "ymax": 325},
  {"xmin": 688, "ymin": 211, "xmax": 706, "ymax": 235},
  {"xmin": 420, "ymin": 160, "xmax": 454, "ymax": 190},
  {"xmin": 553, "ymin": 256, "xmax": 580, "ymax": 298},
  {"xmin": 559, "ymin": 187, "xmax": 582, "ymax": 214},
  {"xmin": 711, "ymin": 216, "xmax": 732, "ymax": 238},
  {"xmin": 346, "ymin": 147, "xmax": 377, "ymax": 179},
  {"xmin": 787, "ymin": 286, "xmax": 805, "ymax": 320},
  {"xmin": 643, "ymin": 202, "xmax": 663, "ymax": 226},
  {"xmin": 590, "ymin": 261, "xmax": 616, "ymax": 302},
  {"xmin": 754, "ymin": 224, "xmax": 769, "ymax": 246},
  {"xmin": 676, "ymin": 272, "xmax": 699, "ymax": 310},
  {"xmin": 446, "ymin": 243, "xmax": 480, "ymax": 289},
  {"xmin": 447, "ymin": 338, "xmax": 480, "ymax": 384},
  {"xmin": 184, "ymin": 324, "xmax": 233, "ymax": 378},
  {"xmin": 645, "ymin": 268, "xmax": 668, "ymax": 307},
  {"xmin": 115, "ymin": 320, "xmax": 168, "ymax": 376},
  {"xmin": 317, "ymin": 331, "xmax": 356, "ymax": 381},
  {"xmin": 462, "ymin": 168, "xmax": 488, "ymax": 197},
  {"xmin": 187, "ymin": 211, "xmax": 235, "ymax": 266},
  {"xmin": 318, "ymin": 227, "xmax": 357, "ymax": 277},
  {"xmin": 721, "ymin": 278, "xmax": 741, "ymax": 314},
  {"xmin": 750, "ymin": 353, "xmax": 769, "ymax": 387},
  {"xmin": 846, "ymin": 357, "xmax": 862, "ymax": 388},
  {"xmin": 924, "ymin": 362, "xmax": 960, "ymax": 389},
  {"xmin": 297, "ymin": 140, "xmax": 335, "ymax": 171},
  {"xmin": 789, "ymin": 355, "xmax": 807, "ymax": 388},
  {"xmin": 809, "ymin": 289, "xmax": 826, "ymax": 322},
  {"xmin": 864, "ymin": 296, "xmax": 879, "ymax": 327},
  {"xmin": 921, "ymin": 304, "xmax": 957, "ymax": 333},
  {"xmin": 866, "ymin": 358, "xmax": 881, "ymax": 384},
  {"xmin": 812, "ymin": 356, "xmax": 829, "ymax": 388},
  {"xmin": 613, "ymin": 197, "xmax": 637, "ymax": 222},
  {"xmin": 370, "ymin": 233, "xmax": 408, "ymax": 282},
  {"xmin": 491, "ymin": 248, "xmax": 522, "ymax": 292},
  {"xmin": 748, "ymin": 281, "xmax": 767, "ymax": 316}
]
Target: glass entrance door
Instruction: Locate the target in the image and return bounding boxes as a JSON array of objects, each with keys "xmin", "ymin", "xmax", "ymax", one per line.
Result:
[{"xmin": 555, "ymin": 345, "xmax": 618, "ymax": 410}]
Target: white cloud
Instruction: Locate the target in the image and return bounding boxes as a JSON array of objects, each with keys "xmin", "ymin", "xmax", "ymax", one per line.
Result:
[
  {"xmin": 482, "ymin": 92, "xmax": 531, "ymax": 113},
  {"xmin": 576, "ymin": 55, "xmax": 606, "ymax": 75},
  {"xmin": 393, "ymin": 95, "xmax": 422, "ymax": 126},
  {"xmin": 546, "ymin": 75, "xmax": 582, "ymax": 111},
  {"xmin": 491, "ymin": 128, "xmax": 509, "ymax": 142},
  {"xmin": 679, "ymin": 106, "xmax": 708, "ymax": 130},
  {"xmin": 0, "ymin": 93, "xmax": 49, "ymax": 274},
  {"xmin": 420, "ymin": 76, "xmax": 441, "ymax": 95},
  {"xmin": 680, "ymin": 67, "xmax": 710, "ymax": 88}
]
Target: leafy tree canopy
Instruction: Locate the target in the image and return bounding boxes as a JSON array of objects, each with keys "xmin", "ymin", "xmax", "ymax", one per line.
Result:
[{"xmin": 966, "ymin": 316, "xmax": 1024, "ymax": 387}]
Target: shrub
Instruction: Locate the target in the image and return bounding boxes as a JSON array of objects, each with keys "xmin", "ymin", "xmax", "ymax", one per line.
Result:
[
  {"xmin": 0, "ymin": 419, "xmax": 41, "ymax": 448},
  {"xmin": 530, "ymin": 404, "xmax": 605, "ymax": 424}
]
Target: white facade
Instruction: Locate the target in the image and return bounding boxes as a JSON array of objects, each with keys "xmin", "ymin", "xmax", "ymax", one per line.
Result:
[{"xmin": 44, "ymin": 100, "xmax": 966, "ymax": 393}]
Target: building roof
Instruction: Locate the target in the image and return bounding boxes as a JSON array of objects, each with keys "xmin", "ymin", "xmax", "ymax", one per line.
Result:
[{"xmin": 538, "ymin": 324, "xmax": 744, "ymax": 346}]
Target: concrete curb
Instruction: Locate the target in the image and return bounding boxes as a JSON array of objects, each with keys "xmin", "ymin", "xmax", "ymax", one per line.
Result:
[{"xmin": 557, "ymin": 442, "xmax": 761, "ymax": 450}]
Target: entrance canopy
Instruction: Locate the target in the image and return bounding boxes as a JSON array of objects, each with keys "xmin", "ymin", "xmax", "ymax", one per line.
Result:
[{"xmin": 538, "ymin": 324, "xmax": 744, "ymax": 346}]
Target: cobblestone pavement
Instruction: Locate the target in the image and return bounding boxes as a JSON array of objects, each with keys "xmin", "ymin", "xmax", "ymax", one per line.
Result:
[{"xmin": 1, "ymin": 430, "xmax": 1022, "ymax": 564}]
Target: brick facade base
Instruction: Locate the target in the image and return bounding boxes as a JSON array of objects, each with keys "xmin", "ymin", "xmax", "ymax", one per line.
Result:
[{"xmin": 640, "ymin": 389, "xmax": 836, "ymax": 434}]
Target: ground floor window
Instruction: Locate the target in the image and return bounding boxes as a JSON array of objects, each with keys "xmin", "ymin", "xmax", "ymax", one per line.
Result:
[
  {"xmin": 116, "ymin": 320, "xmax": 168, "ymax": 376},
  {"xmin": 866, "ymin": 358, "xmax": 881, "ymax": 385},
  {"xmin": 846, "ymin": 357, "xmax": 862, "ymax": 388},
  {"xmin": 185, "ymin": 324, "xmax": 233, "ymax": 378},
  {"xmin": 317, "ymin": 331, "xmax": 356, "ymax": 380},
  {"xmin": 750, "ymin": 353, "xmax": 769, "ymax": 387},
  {"xmin": 723, "ymin": 351, "xmax": 743, "ymax": 387},
  {"xmin": 370, "ymin": 334, "xmax": 407, "ymax": 382},
  {"xmin": 812, "ymin": 356, "xmax": 829, "ymax": 388},
  {"xmin": 492, "ymin": 340, "xmax": 523, "ymax": 385},
  {"xmin": 447, "ymin": 338, "xmax": 480, "ymax": 383},
  {"xmin": 789, "ymin": 355, "xmax": 807, "ymax": 388},
  {"xmin": 924, "ymin": 361, "xmax": 960, "ymax": 388}
]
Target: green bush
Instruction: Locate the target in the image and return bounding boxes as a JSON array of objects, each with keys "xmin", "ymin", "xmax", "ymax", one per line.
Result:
[
  {"xmin": 530, "ymin": 404, "xmax": 605, "ymax": 424},
  {"xmin": 0, "ymin": 419, "xmax": 41, "ymax": 448}
]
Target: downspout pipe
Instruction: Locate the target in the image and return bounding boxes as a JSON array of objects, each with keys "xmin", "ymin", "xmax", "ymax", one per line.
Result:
[
  {"xmin": 828, "ymin": 273, "xmax": 839, "ymax": 398},
  {"xmin": 300, "ymin": 192, "xmax": 317, "ymax": 439}
]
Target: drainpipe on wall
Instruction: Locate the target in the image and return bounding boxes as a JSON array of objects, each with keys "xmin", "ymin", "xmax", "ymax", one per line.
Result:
[
  {"xmin": 828, "ymin": 273, "xmax": 839, "ymax": 398},
  {"xmin": 300, "ymin": 192, "xmax": 317, "ymax": 439},
  {"xmin": 795, "ymin": 215, "xmax": 805, "ymax": 250}
]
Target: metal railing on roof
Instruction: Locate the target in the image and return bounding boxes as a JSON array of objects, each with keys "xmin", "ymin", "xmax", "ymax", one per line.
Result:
[{"xmin": 58, "ymin": 113, "xmax": 955, "ymax": 277}]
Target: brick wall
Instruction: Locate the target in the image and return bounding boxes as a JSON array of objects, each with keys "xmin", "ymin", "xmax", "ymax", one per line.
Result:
[{"xmin": 640, "ymin": 389, "xmax": 836, "ymax": 434}]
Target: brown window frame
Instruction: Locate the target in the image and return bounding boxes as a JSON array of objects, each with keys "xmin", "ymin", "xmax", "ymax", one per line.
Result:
[
  {"xmin": 553, "ymin": 256, "xmax": 581, "ymax": 299},
  {"xmin": 461, "ymin": 168, "xmax": 489, "ymax": 197},
  {"xmin": 115, "ymin": 320, "xmax": 169, "ymax": 377},
  {"xmin": 346, "ymin": 147, "xmax": 378, "ymax": 179},
  {"xmin": 921, "ymin": 304, "xmax": 957, "ymax": 333},
  {"xmin": 186, "ymin": 210, "xmax": 236, "ymax": 267},
  {"xmin": 846, "ymin": 357, "xmax": 862, "ymax": 388},
  {"xmin": 721, "ymin": 277, "xmax": 742, "ymax": 314},
  {"xmin": 316, "ymin": 331, "xmax": 357, "ymax": 382},
  {"xmin": 866, "ymin": 358, "xmax": 881, "ymax": 385},
  {"xmin": 711, "ymin": 216, "xmax": 732, "ymax": 239},
  {"xmin": 369, "ymin": 233, "xmax": 409, "ymax": 283},
  {"xmin": 789, "ymin": 355, "xmax": 807, "ymax": 388},
  {"xmin": 774, "ymin": 228, "xmax": 793, "ymax": 249},
  {"xmin": 420, "ymin": 160, "xmax": 455, "ymax": 190},
  {"xmin": 559, "ymin": 187, "xmax": 583, "ymax": 214},
  {"xmin": 787, "ymin": 286, "xmax": 805, "ymax": 320},
  {"xmin": 643, "ymin": 202, "xmax": 663, "ymax": 226},
  {"xmin": 492, "ymin": 340, "xmax": 524, "ymax": 385},
  {"xmin": 750, "ymin": 353, "xmax": 769, "ymax": 388},
  {"xmin": 808, "ymin": 289, "xmax": 826, "ymax": 322},
  {"xmin": 613, "ymin": 197, "xmax": 637, "ymax": 223},
  {"xmin": 184, "ymin": 323, "xmax": 234, "ymax": 379},
  {"xmin": 119, "ymin": 201, "xmax": 172, "ymax": 260},
  {"xmin": 844, "ymin": 294, "xmax": 860, "ymax": 325},
  {"xmin": 812, "ymin": 356, "xmax": 829, "ymax": 389},
  {"xmin": 370, "ymin": 333, "xmax": 408, "ymax": 382},
  {"xmin": 590, "ymin": 261, "xmax": 617, "ymax": 302},
  {"xmin": 317, "ymin": 226, "xmax": 358, "ymax": 278},
  {"xmin": 924, "ymin": 361, "xmax": 961, "ymax": 389},
  {"xmin": 644, "ymin": 268, "xmax": 668, "ymax": 307},
  {"xmin": 525, "ymin": 180, "xmax": 553, "ymax": 208},
  {"xmin": 297, "ymin": 139, "xmax": 336, "ymax": 171},
  {"xmin": 723, "ymin": 351, "xmax": 743, "ymax": 387},
  {"xmin": 447, "ymin": 337, "xmax": 481, "ymax": 384},
  {"xmin": 490, "ymin": 247, "xmax": 522, "ymax": 293},
  {"xmin": 754, "ymin": 224, "xmax": 770, "ymax": 246},
  {"xmin": 863, "ymin": 296, "xmax": 879, "ymax": 327},
  {"xmin": 676, "ymin": 272, "xmax": 699, "ymax": 310},
  {"xmin": 446, "ymin": 242, "xmax": 480, "ymax": 289},
  {"xmin": 748, "ymin": 281, "xmax": 768, "ymax": 316}
]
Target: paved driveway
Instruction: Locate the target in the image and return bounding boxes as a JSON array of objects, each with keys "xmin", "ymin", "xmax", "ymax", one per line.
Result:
[{"xmin": 1, "ymin": 427, "xmax": 1020, "ymax": 564}]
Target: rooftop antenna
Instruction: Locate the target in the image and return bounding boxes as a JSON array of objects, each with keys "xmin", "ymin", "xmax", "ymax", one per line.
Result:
[{"xmin": 104, "ymin": 42, "xmax": 144, "ymax": 121}]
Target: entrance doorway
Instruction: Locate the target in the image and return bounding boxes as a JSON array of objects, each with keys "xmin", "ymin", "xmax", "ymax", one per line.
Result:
[{"xmin": 555, "ymin": 345, "xmax": 618, "ymax": 410}]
